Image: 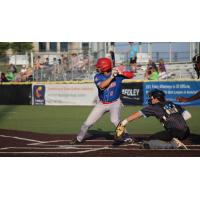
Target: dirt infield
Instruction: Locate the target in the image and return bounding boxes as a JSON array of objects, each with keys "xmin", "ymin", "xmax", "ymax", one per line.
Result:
[{"xmin": 0, "ymin": 129, "xmax": 200, "ymax": 157}]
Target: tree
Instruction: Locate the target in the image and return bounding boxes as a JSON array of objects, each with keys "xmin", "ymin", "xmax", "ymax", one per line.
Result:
[
  {"xmin": 0, "ymin": 42, "xmax": 10, "ymax": 55},
  {"xmin": 10, "ymin": 42, "xmax": 33, "ymax": 54}
]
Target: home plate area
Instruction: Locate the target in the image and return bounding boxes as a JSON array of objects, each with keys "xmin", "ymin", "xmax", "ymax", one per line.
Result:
[{"xmin": 0, "ymin": 129, "xmax": 200, "ymax": 157}]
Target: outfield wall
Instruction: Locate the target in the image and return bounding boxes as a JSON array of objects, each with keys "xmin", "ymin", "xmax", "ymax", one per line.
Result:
[
  {"xmin": 120, "ymin": 80, "xmax": 200, "ymax": 106},
  {"xmin": 0, "ymin": 84, "xmax": 31, "ymax": 105},
  {"xmin": 0, "ymin": 80, "xmax": 199, "ymax": 105}
]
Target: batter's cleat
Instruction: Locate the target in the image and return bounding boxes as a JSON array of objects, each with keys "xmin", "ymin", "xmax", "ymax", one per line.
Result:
[
  {"xmin": 172, "ymin": 138, "xmax": 188, "ymax": 149},
  {"xmin": 112, "ymin": 140, "xmax": 124, "ymax": 146},
  {"xmin": 69, "ymin": 138, "xmax": 83, "ymax": 145},
  {"xmin": 123, "ymin": 133, "xmax": 133, "ymax": 144}
]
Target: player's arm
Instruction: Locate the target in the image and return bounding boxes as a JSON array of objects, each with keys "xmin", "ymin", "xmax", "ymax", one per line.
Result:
[
  {"xmin": 116, "ymin": 66, "xmax": 134, "ymax": 79},
  {"xmin": 121, "ymin": 71, "xmax": 134, "ymax": 79},
  {"xmin": 120, "ymin": 111, "xmax": 142, "ymax": 126},
  {"xmin": 115, "ymin": 111, "xmax": 142, "ymax": 140},
  {"xmin": 176, "ymin": 91, "xmax": 200, "ymax": 102},
  {"xmin": 98, "ymin": 69, "xmax": 118, "ymax": 89}
]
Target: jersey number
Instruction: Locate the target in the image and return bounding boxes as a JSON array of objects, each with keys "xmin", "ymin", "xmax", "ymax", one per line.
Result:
[{"xmin": 163, "ymin": 104, "xmax": 178, "ymax": 115}]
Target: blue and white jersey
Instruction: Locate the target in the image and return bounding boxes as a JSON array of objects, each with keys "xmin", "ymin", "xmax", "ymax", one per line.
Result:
[
  {"xmin": 129, "ymin": 45, "xmax": 138, "ymax": 58},
  {"xmin": 94, "ymin": 73, "xmax": 124, "ymax": 102}
]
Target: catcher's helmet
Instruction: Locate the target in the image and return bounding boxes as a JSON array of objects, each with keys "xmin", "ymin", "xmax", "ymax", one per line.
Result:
[
  {"xmin": 96, "ymin": 57, "xmax": 112, "ymax": 72},
  {"xmin": 148, "ymin": 89, "xmax": 166, "ymax": 104}
]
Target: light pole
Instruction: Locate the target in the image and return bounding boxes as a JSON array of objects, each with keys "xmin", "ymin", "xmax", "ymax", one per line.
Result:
[
  {"xmin": 169, "ymin": 42, "xmax": 172, "ymax": 63},
  {"xmin": 147, "ymin": 42, "xmax": 152, "ymax": 59}
]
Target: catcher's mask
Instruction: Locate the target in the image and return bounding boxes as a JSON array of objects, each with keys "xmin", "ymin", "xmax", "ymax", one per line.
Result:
[
  {"xmin": 192, "ymin": 54, "xmax": 200, "ymax": 79},
  {"xmin": 148, "ymin": 89, "xmax": 166, "ymax": 105},
  {"xmin": 96, "ymin": 57, "xmax": 112, "ymax": 73}
]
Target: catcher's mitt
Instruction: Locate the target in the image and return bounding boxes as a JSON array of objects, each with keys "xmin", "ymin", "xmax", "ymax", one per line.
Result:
[{"xmin": 114, "ymin": 122, "xmax": 126, "ymax": 140}]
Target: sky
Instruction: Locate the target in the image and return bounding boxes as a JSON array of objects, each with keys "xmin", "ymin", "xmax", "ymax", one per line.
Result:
[
  {"xmin": 115, "ymin": 42, "xmax": 193, "ymax": 62},
  {"xmin": 115, "ymin": 42, "xmax": 190, "ymax": 53}
]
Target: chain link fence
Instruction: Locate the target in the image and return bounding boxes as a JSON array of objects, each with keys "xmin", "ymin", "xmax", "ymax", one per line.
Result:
[
  {"xmin": 32, "ymin": 49, "xmax": 105, "ymax": 81},
  {"xmin": 0, "ymin": 49, "xmax": 99, "ymax": 82},
  {"xmin": 115, "ymin": 51, "xmax": 193, "ymax": 66},
  {"xmin": 0, "ymin": 47, "xmax": 197, "ymax": 82}
]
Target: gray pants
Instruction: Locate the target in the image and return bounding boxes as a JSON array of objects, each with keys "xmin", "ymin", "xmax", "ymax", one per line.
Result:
[
  {"xmin": 77, "ymin": 99, "xmax": 124, "ymax": 142},
  {"xmin": 143, "ymin": 129, "xmax": 189, "ymax": 149},
  {"xmin": 143, "ymin": 139, "xmax": 179, "ymax": 149}
]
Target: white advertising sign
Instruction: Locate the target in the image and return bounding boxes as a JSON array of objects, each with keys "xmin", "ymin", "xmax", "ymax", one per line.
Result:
[
  {"xmin": 9, "ymin": 55, "xmax": 29, "ymax": 65},
  {"xmin": 44, "ymin": 84, "xmax": 98, "ymax": 105}
]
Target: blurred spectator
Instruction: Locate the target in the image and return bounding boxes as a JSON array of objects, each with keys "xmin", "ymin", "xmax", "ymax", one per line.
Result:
[
  {"xmin": 158, "ymin": 58, "xmax": 168, "ymax": 79},
  {"xmin": 70, "ymin": 53, "xmax": 79, "ymax": 70},
  {"xmin": 44, "ymin": 57, "xmax": 50, "ymax": 66},
  {"xmin": 58, "ymin": 58, "xmax": 61, "ymax": 65},
  {"xmin": 61, "ymin": 54, "xmax": 67, "ymax": 65},
  {"xmin": 109, "ymin": 50, "xmax": 115, "ymax": 67},
  {"xmin": 19, "ymin": 65, "xmax": 33, "ymax": 82},
  {"xmin": 0, "ymin": 73, "xmax": 9, "ymax": 82},
  {"xmin": 5, "ymin": 71, "xmax": 14, "ymax": 81},
  {"xmin": 52, "ymin": 57, "xmax": 62, "ymax": 75},
  {"xmin": 6, "ymin": 64, "xmax": 15, "ymax": 81},
  {"xmin": 34, "ymin": 56, "xmax": 42, "ymax": 70},
  {"xmin": 8, "ymin": 63, "xmax": 17, "ymax": 73},
  {"xmin": 158, "ymin": 59, "xmax": 166, "ymax": 73},
  {"xmin": 192, "ymin": 54, "xmax": 200, "ymax": 79},
  {"xmin": 21, "ymin": 65, "xmax": 27, "ymax": 73},
  {"xmin": 129, "ymin": 43, "xmax": 138, "ymax": 73},
  {"xmin": 53, "ymin": 57, "xmax": 57, "ymax": 65},
  {"xmin": 148, "ymin": 66, "xmax": 159, "ymax": 80},
  {"xmin": 144, "ymin": 59, "xmax": 157, "ymax": 79}
]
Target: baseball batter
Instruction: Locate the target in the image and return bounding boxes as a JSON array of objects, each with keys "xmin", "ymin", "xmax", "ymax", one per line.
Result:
[{"xmin": 70, "ymin": 57, "xmax": 134, "ymax": 144}]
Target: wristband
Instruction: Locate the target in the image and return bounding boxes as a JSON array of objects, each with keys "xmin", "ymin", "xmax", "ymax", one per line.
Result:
[
  {"xmin": 121, "ymin": 119, "xmax": 128, "ymax": 126},
  {"xmin": 182, "ymin": 110, "xmax": 192, "ymax": 121}
]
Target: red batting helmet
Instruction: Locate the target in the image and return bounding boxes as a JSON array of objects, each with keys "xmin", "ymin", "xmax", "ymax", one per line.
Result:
[{"xmin": 96, "ymin": 57, "xmax": 112, "ymax": 72}]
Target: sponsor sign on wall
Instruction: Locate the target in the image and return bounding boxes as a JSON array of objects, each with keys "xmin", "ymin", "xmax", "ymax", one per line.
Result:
[
  {"xmin": 9, "ymin": 55, "xmax": 29, "ymax": 65},
  {"xmin": 120, "ymin": 82, "xmax": 143, "ymax": 105},
  {"xmin": 32, "ymin": 83, "xmax": 98, "ymax": 105},
  {"xmin": 32, "ymin": 85, "xmax": 46, "ymax": 105},
  {"xmin": 143, "ymin": 81, "xmax": 200, "ymax": 106}
]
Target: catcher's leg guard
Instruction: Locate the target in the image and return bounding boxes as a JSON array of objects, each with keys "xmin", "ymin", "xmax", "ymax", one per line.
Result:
[{"xmin": 142, "ymin": 139, "xmax": 175, "ymax": 149}]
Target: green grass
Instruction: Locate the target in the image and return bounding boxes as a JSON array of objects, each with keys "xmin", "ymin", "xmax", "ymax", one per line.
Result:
[{"xmin": 0, "ymin": 105, "xmax": 199, "ymax": 135}]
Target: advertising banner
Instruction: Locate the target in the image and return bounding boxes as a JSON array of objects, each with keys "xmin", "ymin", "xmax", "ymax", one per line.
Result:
[
  {"xmin": 32, "ymin": 83, "xmax": 98, "ymax": 105},
  {"xmin": 143, "ymin": 81, "xmax": 200, "ymax": 106},
  {"xmin": 9, "ymin": 55, "xmax": 29, "ymax": 65},
  {"xmin": 32, "ymin": 84, "xmax": 46, "ymax": 105},
  {"xmin": 121, "ymin": 82, "xmax": 143, "ymax": 105}
]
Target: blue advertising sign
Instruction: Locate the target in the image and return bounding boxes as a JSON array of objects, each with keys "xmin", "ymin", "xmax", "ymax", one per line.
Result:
[
  {"xmin": 33, "ymin": 85, "xmax": 46, "ymax": 105},
  {"xmin": 143, "ymin": 81, "xmax": 200, "ymax": 106}
]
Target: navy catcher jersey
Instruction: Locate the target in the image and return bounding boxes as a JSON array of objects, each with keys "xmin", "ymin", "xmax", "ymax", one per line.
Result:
[
  {"xmin": 140, "ymin": 101, "xmax": 189, "ymax": 131},
  {"xmin": 94, "ymin": 73, "xmax": 124, "ymax": 102}
]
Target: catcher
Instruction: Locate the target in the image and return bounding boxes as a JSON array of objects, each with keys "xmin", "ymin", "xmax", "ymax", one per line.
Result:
[{"xmin": 115, "ymin": 89, "xmax": 191, "ymax": 149}]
